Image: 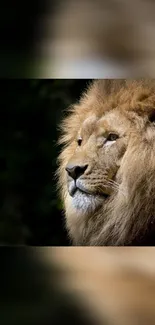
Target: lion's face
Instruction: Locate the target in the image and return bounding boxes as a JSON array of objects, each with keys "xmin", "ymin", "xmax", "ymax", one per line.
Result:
[
  {"xmin": 58, "ymin": 80, "xmax": 155, "ymax": 245},
  {"xmin": 65, "ymin": 111, "xmax": 129, "ymax": 213}
]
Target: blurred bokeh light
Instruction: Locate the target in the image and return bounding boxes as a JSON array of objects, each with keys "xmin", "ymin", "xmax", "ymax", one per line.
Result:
[
  {"xmin": 2, "ymin": 0, "xmax": 155, "ymax": 77},
  {"xmin": 37, "ymin": 0, "xmax": 155, "ymax": 78}
]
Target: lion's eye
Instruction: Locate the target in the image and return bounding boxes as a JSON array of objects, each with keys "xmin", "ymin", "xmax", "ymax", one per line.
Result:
[
  {"xmin": 77, "ymin": 137, "xmax": 82, "ymax": 146},
  {"xmin": 106, "ymin": 133, "xmax": 119, "ymax": 141}
]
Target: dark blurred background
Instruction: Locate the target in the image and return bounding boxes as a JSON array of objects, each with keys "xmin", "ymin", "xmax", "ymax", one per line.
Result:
[
  {"xmin": 0, "ymin": 79, "xmax": 91, "ymax": 245},
  {"xmin": 0, "ymin": 1, "xmax": 43, "ymax": 77},
  {"xmin": 0, "ymin": 248, "xmax": 95, "ymax": 325}
]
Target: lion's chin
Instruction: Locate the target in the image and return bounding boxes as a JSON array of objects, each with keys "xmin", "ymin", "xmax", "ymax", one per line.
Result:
[{"xmin": 70, "ymin": 189, "xmax": 107, "ymax": 213}]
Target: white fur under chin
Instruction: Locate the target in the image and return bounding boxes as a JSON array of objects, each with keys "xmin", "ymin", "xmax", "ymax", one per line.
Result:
[{"xmin": 71, "ymin": 190, "xmax": 103, "ymax": 213}]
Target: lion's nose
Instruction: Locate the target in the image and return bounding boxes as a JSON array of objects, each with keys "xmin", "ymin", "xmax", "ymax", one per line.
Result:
[{"xmin": 65, "ymin": 164, "xmax": 88, "ymax": 180}]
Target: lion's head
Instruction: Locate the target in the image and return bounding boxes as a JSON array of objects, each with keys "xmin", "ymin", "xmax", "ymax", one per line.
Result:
[{"xmin": 57, "ymin": 80, "xmax": 155, "ymax": 246}]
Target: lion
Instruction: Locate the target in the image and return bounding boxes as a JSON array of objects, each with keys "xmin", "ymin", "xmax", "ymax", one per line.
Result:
[{"xmin": 57, "ymin": 79, "xmax": 155, "ymax": 246}]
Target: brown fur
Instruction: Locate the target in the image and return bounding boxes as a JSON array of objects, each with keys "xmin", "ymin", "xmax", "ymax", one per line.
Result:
[{"xmin": 57, "ymin": 79, "xmax": 155, "ymax": 246}]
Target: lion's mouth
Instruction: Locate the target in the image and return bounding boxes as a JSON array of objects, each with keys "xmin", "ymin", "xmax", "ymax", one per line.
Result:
[{"xmin": 68, "ymin": 181, "xmax": 109, "ymax": 199}]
